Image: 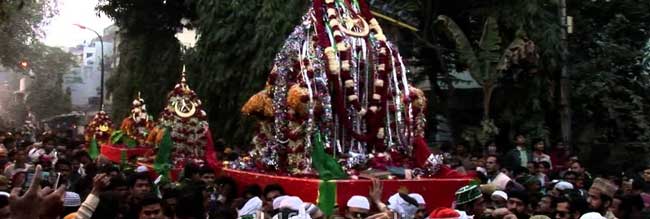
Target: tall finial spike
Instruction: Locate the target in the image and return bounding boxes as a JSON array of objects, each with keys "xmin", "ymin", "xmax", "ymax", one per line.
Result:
[
  {"xmin": 181, "ymin": 65, "xmax": 187, "ymax": 84},
  {"xmin": 137, "ymin": 92, "xmax": 141, "ymax": 99}
]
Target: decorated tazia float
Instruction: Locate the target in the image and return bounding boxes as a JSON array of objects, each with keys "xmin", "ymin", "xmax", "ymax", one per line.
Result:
[
  {"xmin": 83, "ymin": 0, "xmax": 471, "ymax": 212},
  {"xmin": 233, "ymin": 0, "xmax": 470, "ymax": 213},
  {"xmin": 90, "ymin": 68, "xmax": 217, "ymax": 176}
]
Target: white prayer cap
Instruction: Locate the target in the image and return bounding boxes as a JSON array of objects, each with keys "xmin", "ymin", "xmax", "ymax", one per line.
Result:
[
  {"xmin": 273, "ymin": 195, "xmax": 289, "ymax": 210},
  {"xmin": 554, "ymin": 181, "xmax": 574, "ymax": 191},
  {"xmin": 279, "ymin": 196, "xmax": 304, "ymax": 211},
  {"xmin": 346, "ymin": 195, "xmax": 370, "ymax": 210},
  {"xmin": 63, "ymin": 192, "xmax": 81, "ymax": 207},
  {"xmin": 491, "ymin": 190, "xmax": 508, "ymax": 201},
  {"xmin": 409, "ymin": 193, "xmax": 426, "ymax": 205},
  {"xmin": 579, "ymin": 212, "xmax": 605, "ymax": 219}
]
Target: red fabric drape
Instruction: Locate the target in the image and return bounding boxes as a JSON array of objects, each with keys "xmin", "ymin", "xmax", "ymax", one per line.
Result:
[
  {"xmin": 100, "ymin": 144, "xmax": 152, "ymax": 163},
  {"xmin": 204, "ymin": 129, "xmax": 220, "ymax": 171},
  {"xmin": 222, "ymin": 168, "xmax": 469, "ymax": 213}
]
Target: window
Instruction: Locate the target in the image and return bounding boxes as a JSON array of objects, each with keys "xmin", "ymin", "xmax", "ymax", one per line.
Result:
[{"xmin": 86, "ymin": 53, "xmax": 93, "ymax": 58}]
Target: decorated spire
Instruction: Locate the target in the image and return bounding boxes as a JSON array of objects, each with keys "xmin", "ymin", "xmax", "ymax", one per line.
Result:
[
  {"xmin": 119, "ymin": 91, "xmax": 152, "ymax": 146},
  {"xmin": 159, "ymin": 66, "xmax": 209, "ymax": 166},
  {"xmin": 85, "ymin": 110, "xmax": 114, "ymax": 145}
]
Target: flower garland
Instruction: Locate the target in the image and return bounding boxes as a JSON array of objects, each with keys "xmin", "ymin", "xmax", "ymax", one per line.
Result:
[
  {"xmin": 85, "ymin": 110, "xmax": 113, "ymax": 145},
  {"xmin": 120, "ymin": 93, "xmax": 152, "ymax": 146},
  {"xmin": 158, "ymin": 71, "xmax": 209, "ymax": 166},
  {"xmin": 240, "ymin": 0, "xmax": 432, "ymax": 175}
]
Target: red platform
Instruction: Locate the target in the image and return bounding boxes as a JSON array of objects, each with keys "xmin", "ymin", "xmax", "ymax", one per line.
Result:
[
  {"xmin": 222, "ymin": 168, "xmax": 469, "ymax": 212},
  {"xmin": 100, "ymin": 144, "xmax": 153, "ymax": 163}
]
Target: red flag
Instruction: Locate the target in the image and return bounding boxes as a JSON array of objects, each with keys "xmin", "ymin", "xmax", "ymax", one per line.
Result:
[
  {"xmin": 413, "ymin": 137, "xmax": 432, "ymax": 167},
  {"xmin": 204, "ymin": 128, "xmax": 220, "ymax": 170}
]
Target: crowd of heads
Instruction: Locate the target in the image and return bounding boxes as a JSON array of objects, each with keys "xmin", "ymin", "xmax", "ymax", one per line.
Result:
[
  {"xmin": 3, "ymin": 129, "xmax": 650, "ymax": 219},
  {"xmin": 443, "ymin": 134, "xmax": 650, "ymax": 219}
]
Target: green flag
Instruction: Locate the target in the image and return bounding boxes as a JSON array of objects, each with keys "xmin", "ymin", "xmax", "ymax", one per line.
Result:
[
  {"xmin": 89, "ymin": 138, "xmax": 100, "ymax": 160},
  {"xmin": 120, "ymin": 150, "xmax": 128, "ymax": 169},
  {"xmin": 318, "ymin": 180, "xmax": 337, "ymax": 216},
  {"xmin": 154, "ymin": 128, "xmax": 172, "ymax": 177},
  {"xmin": 312, "ymin": 132, "xmax": 346, "ymax": 215},
  {"xmin": 311, "ymin": 132, "xmax": 347, "ymax": 180}
]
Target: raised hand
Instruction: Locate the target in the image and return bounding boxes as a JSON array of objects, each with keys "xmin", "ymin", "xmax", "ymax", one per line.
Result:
[
  {"xmin": 369, "ymin": 177, "xmax": 383, "ymax": 202},
  {"xmin": 90, "ymin": 173, "xmax": 111, "ymax": 195},
  {"xmin": 9, "ymin": 165, "xmax": 66, "ymax": 219}
]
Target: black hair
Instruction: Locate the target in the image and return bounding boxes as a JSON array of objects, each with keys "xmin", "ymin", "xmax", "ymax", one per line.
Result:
[
  {"xmin": 263, "ymin": 184, "xmax": 286, "ymax": 197},
  {"xmin": 242, "ymin": 184, "xmax": 262, "ymax": 198},
  {"xmin": 182, "ymin": 163, "xmax": 201, "ymax": 180},
  {"xmin": 564, "ymin": 189, "xmax": 589, "ymax": 214},
  {"xmin": 91, "ymin": 191, "xmax": 122, "ymax": 219},
  {"xmin": 486, "ymin": 155, "xmax": 500, "ymax": 163},
  {"xmin": 162, "ymin": 187, "xmax": 180, "ymax": 200},
  {"xmin": 127, "ymin": 193, "xmax": 162, "ymax": 219},
  {"xmin": 19, "ymin": 140, "xmax": 33, "ymax": 149},
  {"xmin": 199, "ymin": 165, "xmax": 215, "ymax": 176},
  {"xmin": 216, "ymin": 176, "xmax": 238, "ymax": 202},
  {"xmin": 541, "ymin": 194, "xmax": 556, "ymax": 209},
  {"xmin": 513, "ymin": 166, "xmax": 529, "ymax": 176},
  {"xmin": 563, "ymin": 171, "xmax": 578, "ymax": 178},
  {"xmin": 127, "ymin": 172, "xmax": 151, "ymax": 188},
  {"xmin": 508, "ymin": 189, "xmax": 529, "ymax": 204},
  {"xmin": 175, "ymin": 184, "xmax": 206, "ymax": 219},
  {"xmin": 572, "ymin": 160, "xmax": 583, "ymax": 167},
  {"xmin": 139, "ymin": 193, "xmax": 163, "ymax": 209},
  {"xmin": 55, "ymin": 159, "xmax": 71, "ymax": 170},
  {"xmin": 106, "ymin": 175, "xmax": 127, "ymax": 191},
  {"xmin": 514, "ymin": 133, "xmax": 526, "ymax": 139},
  {"xmin": 99, "ymin": 164, "xmax": 120, "ymax": 175}
]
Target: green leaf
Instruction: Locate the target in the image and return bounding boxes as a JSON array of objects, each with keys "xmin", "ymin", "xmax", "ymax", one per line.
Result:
[{"xmin": 436, "ymin": 15, "xmax": 479, "ymax": 76}]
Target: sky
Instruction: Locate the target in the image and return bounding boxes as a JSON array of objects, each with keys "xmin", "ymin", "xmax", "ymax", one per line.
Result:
[{"xmin": 43, "ymin": 0, "xmax": 113, "ymax": 48}]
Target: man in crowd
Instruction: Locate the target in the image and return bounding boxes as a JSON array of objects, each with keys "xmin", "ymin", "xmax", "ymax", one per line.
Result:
[
  {"xmin": 532, "ymin": 140, "xmax": 552, "ymax": 167},
  {"xmin": 571, "ymin": 160, "xmax": 593, "ymax": 189},
  {"xmin": 535, "ymin": 195, "xmax": 554, "ymax": 217},
  {"xmin": 555, "ymin": 197, "xmax": 577, "ymax": 219},
  {"xmin": 136, "ymin": 193, "xmax": 166, "ymax": 219},
  {"xmin": 640, "ymin": 166, "xmax": 650, "ymax": 193},
  {"xmin": 4, "ymin": 147, "xmax": 31, "ymax": 178},
  {"xmin": 263, "ymin": 184, "xmax": 286, "ymax": 214},
  {"xmin": 587, "ymin": 178, "xmax": 619, "ymax": 219},
  {"xmin": 507, "ymin": 189, "xmax": 531, "ymax": 219},
  {"xmin": 454, "ymin": 185, "xmax": 485, "ymax": 218},
  {"xmin": 128, "ymin": 172, "xmax": 152, "ymax": 200},
  {"xmin": 346, "ymin": 195, "xmax": 371, "ymax": 219},
  {"xmin": 504, "ymin": 134, "xmax": 532, "ymax": 170},
  {"xmin": 486, "ymin": 155, "xmax": 501, "ymax": 183}
]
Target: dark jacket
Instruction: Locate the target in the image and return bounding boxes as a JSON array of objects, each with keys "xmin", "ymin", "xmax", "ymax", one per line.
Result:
[{"xmin": 503, "ymin": 146, "xmax": 532, "ymax": 171}]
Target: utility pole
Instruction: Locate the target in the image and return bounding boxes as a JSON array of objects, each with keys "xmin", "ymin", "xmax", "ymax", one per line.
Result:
[
  {"xmin": 558, "ymin": 0, "xmax": 572, "ymax": 145},
  {"xmin": 74, "ymin": 24, "xmax": 105, "ymax": 111}
]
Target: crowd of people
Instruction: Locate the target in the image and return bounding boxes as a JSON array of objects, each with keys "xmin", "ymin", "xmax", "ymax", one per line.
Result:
[
  {"xmin": 1, "ymin": 129, "xmax": 650, "ymax": 219},
  {"xmin": 443, "ymin": 134, "xmax": 650, "ymax": 219}
]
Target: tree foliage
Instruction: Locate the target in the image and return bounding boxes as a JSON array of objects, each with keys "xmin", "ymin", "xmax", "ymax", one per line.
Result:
[
  {"xmin": 0, "ymin": 0, "xmax": 59, "ymax": 68},
  {"xmin": 569, "ymin": 1, "xmax": 650, "ymax": 143},
  {"xmin": 97, "ymin": 0, "xmax": 191, "ymax": 120},
  {"xmin": 188, "ymin": 0, "xmax": 308, "ymax": 144},
  {"xmin": 25, "ymin": 43, "xmax": 75, "ymax": 120}
]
